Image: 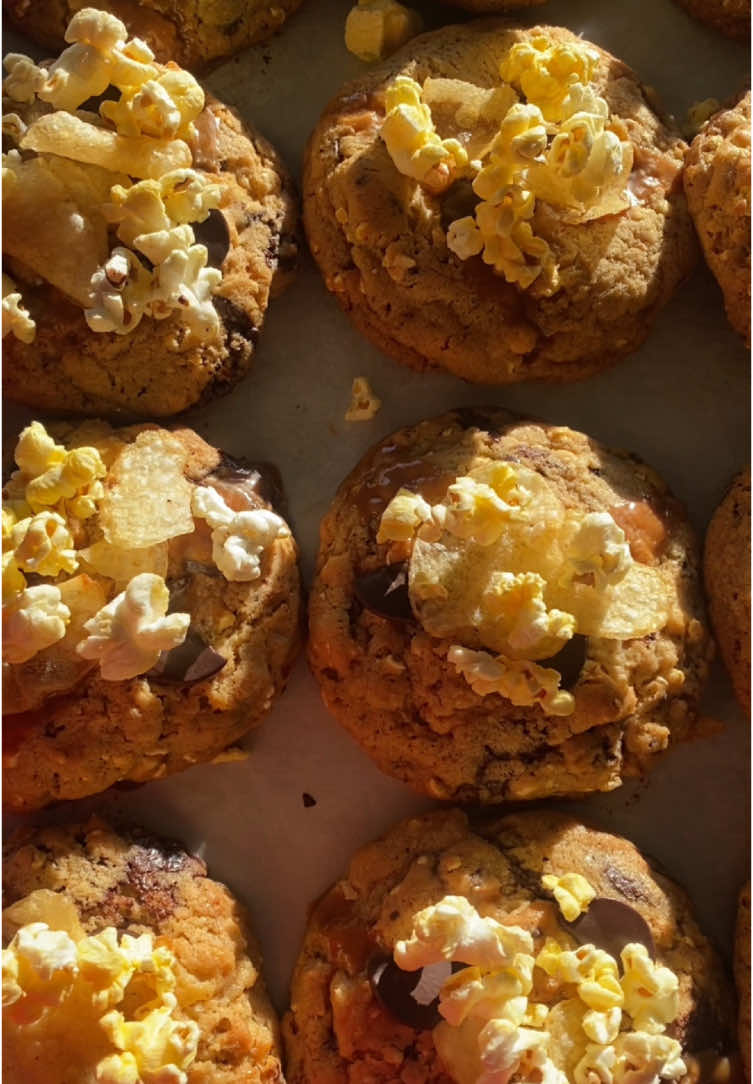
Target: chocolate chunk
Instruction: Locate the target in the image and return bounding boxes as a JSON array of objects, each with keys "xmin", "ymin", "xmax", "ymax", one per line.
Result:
[
  {"xmin": 148, "ymin": 628, "xmax": 227, "ymax": 685},
  {"xmin": 213, "ymin": 296, "xmax": 259, "ymax": 346},
  {"xmin": 440, "ymin": 179, "xmax": 480, "ymax": 231},
  {"xmin": 193, "ymin": 208, "xmax": 231, "ymax": 268},
  {"xmin": 452, "ymin": 407, "xmax": 500, "ymax": 433},
  {"xmin": 213, "ymin": 453, "xmax": 285, "ymax": 512},
  {"xmin": 565, "ymin": 897, "xmax": 655, "ymax": 964},
  {"xmin": 302, "ymin": 792, "xmax": 317, "ymax": 808},
  {"xmin": 369, "ymin": 957, "xmax": 464, "ymax": 1030},
  {"xmin": 541, "ymin": 634, "xmax": 588, "ymax": 689},
  {"xmin": 355, "ymin": 564, "xmax": 413, "ymax": 621}
]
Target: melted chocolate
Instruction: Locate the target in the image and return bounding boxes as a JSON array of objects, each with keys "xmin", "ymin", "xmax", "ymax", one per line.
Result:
[
  {"xmin": 369, "ymin": 957, "xmax": 465, "ymax": 1030},
  {"xmin": 541, "ymin": 634, "xmax": 588, "ymax": 689},
  {"xmin": 440, "ymin": 179, "xmax": 480, "ymax": 231},
  {"xmin": 194, "ymin": 208, "xmax": 231, "ymax": 269},
  {"xmin": 564, "ymin": 897, "xmax": 655, "ymax": 964},
  {"xmin": 354, "ymin": 564, "xmax": 413, "ymax": 621},
  {"xmin": 148, "ymin": 628, "xmax": 226, "ymax": 685}
]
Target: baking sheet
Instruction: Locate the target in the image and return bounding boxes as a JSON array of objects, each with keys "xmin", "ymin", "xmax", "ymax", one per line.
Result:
[{"xmin": 2, "ymin": 0, "xmax": 751, "ymax": 1014}]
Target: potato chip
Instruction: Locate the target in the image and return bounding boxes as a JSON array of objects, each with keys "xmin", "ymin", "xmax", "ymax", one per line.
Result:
[
  {"xmin": 422, "ymin": 78, "xmax": 518, "ymax": 161},
  {"xmin": 408, "ymin": 460, "xmax": 674, "ymax": 650},
  {"xmin": 21, "ymin": 113, "xmax": 192, "ymax": 180},
  {"xmin": 57, "ymin": 573, "xmax": 109, "ymax": 645},
  {"xmin": 98, "ymin": 431, "xmax": 195, "ymax": 549},
  {"xmin": 79, "ymin": 539, "xmax": 168, "ymax": 585},
  {"xmin": 2, "ymin": 156, "xmax": 108, "ymax": 305},
  {"xmin": 3, "ymin": 889, "xmax": 85, "ymax": 942}
]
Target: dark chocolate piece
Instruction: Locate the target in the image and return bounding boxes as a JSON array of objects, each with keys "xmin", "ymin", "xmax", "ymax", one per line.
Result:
[
  {"xmin": 212, "ymin": 453, "xmax": 285, "ymax": 512},
  {"xmin": 369, "ymin": 957, "xmax": 463, "ymax": 1030},
  {"xmin": 541, "ymin": 634, "xmax": 588, "ymax": 689},
  {"xmin": 565, "ymin": 897, "xmax": 655, "ymax": 964},
  {"xmin": 355, "ymin": 564, "xmax": 413, "ymax": 621},
  {"xmin": 440, "ymin": 179, "xmax": 480, "ymax": 231},
  {"xmin": 148, "ymin": 628, "xmax": 226, "ymax": 685},
  {"xmin": 194, "ymin": 208, "xmax": 231, "ymax": 269}
]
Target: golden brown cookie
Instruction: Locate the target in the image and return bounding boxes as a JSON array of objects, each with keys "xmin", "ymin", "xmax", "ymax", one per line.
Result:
[
  {"xmin": 684, "ymin": 92, "xmax": 751, "ymax": 344},
  {"xmin": 3, "ymin": 0, "xmax": 304, "ymax": 71},
  {"xmin": 3, "ymin": 818, "xmax": 284, "ymax": 1083},
  {"xmin": 2, "ymin": 419, "xmax": 302, "ymax": 811},
  {"xmin": 304, "ymin": 22, "xmax": 697, "ymax": 384},
  {"xmin": 439, "ymin": 0, "xmax": 546, "ymax": 9},
  {"xmin": 735, "ymin": 882, "xmax": 751, "ymax": 1081},
  {"xmin": 2, "ymin": 11, "xmax": 298, "ymax": 417},
  {"xmin": 284, "ymin": 808, "xmax": 739, "ymax": 1084},
  {"xmin": 704, "ymin": 468, "xmax": 751, "ymax": 714},
  {"xmin": 308, "ymin": 409, "xmax": 712, "ymax": 803},
  {"xmin": 673, "ymin": 0, "xmax": 750, "ymax": 39}
]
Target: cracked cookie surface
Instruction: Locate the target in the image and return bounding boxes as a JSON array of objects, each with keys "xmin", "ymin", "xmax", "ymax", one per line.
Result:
[
  {"xmin": 3, "ymin": 818, "xmax": 284, "ymax": 1084},
  {"xmin": 284, "ymin": 808, "xmax": 737, "ymax": 1084},
  {"xmin": 304, "ymin": 21, "xmax": 696, "ymax": 384},
  {"xmin": 3, "ymin": 0, "xmax": 304, "ymax": 70},
  {"xmin": 3, "ymin": 96, "xmax": 299, "ymax": 419},
  {"xmin": 684, "ymin": 92, "xmax": 751, "ymax": 344},
  {"xmin": 704, "ymin": 468, "xmax": 751, "ymax": 715},
  {"xmin": 3, "ymin": 421, "xmax": 302, "ymax": 812},
  {"xmin": 308, "ymin": 410, "xmax": 711, "ymax": 803}
]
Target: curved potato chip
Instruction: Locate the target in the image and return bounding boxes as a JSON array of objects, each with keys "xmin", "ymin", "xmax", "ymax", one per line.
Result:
[
  {"xmin": 99, "ymin": 431, "xmax": 194, "ymax": 549},
  {"xmin": 21, "ymin": 113, "xmax": 192, "ymax": 179},
  {"xmin": 546, "ymin": 562, "xmax": 672, "ymax": 640},
  {"xmin": 422, "ymin": 78, "xmax": 518, "ymax": 161},
  {"xmin": 79, "ymin": 539, "xmax": 168, "ymax": 586}
]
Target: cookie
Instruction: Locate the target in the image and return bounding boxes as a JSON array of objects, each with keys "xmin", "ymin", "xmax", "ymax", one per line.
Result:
[
  {"xmin": 284, "ymin": 807, "xmax": 739, "ymax": 1084},
  {"xmin": 2, "ymin": 419, "xmax": 302, "ymax": 811},
  {"xmin": 304, "ymin": 22, "xmax": 696, "ymax": 384},
  {"xmin": 3, "ymin": 818, "xmax": 283, "ymax": 1083},
  {"xmin": 735, "ymin": 882, "xmax": 751, "ymax": 1081},
  {"xmin": 439, "ymin": 0, "xmax": 546, "ymax": 8},
  {"xmin": 3, "ymin": 0, "xmax": 304, "ymax": 71},
  {"xmin": 704, "ymin": 468, "xmax": 751, "ymax": 714},
  {"xmin": 673, "ymin": 0, "xmax": 750, "ymax": 39},
  {"xmin": 308, "ymin": 409, "xmax": 711, "ymax": 803},
  {"xmin": 684, "ymin": 92, "xmax": 751, "ymax": 344},
  {"xmin": 2, "ymin": 9, "xmax": 298, "ymax": 417}
]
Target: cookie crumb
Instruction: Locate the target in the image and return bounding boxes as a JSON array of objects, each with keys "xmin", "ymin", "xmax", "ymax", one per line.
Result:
[
  {"xmin": 685, "ymin": 97, "xmax": 720, "ymax": 137},
  {"xmin": 345, "ymin": 376, "xmax": 381, "ymax": 421},
  {"xmin": 210, "ymin": 746, "xmax": 249, "ymax": 765},
  {"xmin": 302, "ymin": 792, "xmax": 317, "ymax": 807}
]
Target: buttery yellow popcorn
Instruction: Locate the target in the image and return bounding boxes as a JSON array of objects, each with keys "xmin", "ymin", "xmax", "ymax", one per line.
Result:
[
  {"xmin": 11, "ymin": 422, "xmax": 107, "ymax": 522},
  {"xmin": 449, "ymin": 645, "xmax": 575, "ymax": 716},
  {"xmin": 3, "ymin": 584, "xmax": 70, "ymax": 663},
  {"xmin": 382, "ymin": 75, "xmax": 469, "ymax": 193},
  {"xmin": 2, "ymin": 53, "xmax": 47, "ymax": 103},
  {"xmin": 440, "ymin": 959, "xmax": 535, "ymax": 1027},
  {"xmin": 4, "ymin": 920, "xmax": 199, "ymax": 1084},
  {"xmin": 11, "ymin": 511, "xmax": 78, "ymax": 577},
  {"xmin": 192, "ymin": 485, "xmax": 290, "ymax": 582},
  {"xmin": 2, "ymin": 273, "xmax": 36, "ymax": 343},
  {"xmin": 500, "ymin": 36, "xmax": 599, "ymax": 125},
  {"xmin": 345, "ymin": 376, "xmax": 382, "ymax": 421},
  {"xmin": 394, "ymin": 895, "xmax": 533, "ymax": 971},
  {"xmin": 483, "ymin": 572, "xmax": 575, "ymax": 659},
  {"xmin": 378, "ymin": 489, "xmax": 435, "ymax": 544},
  {"xmin": 620, "ymin": 944, "xmax": 679, "ymax": 1033},
  {"xmin": 100, "ymin": 68, "xmax": 204, "ymax": 141},
  {"xmin": 345, "ymin": 0, "xmax": 423, "ymax": 62},
  {"xmin": 541, "ymin": 873, "xmax": 597, "ymax": 922},
  {"xmin": 612, "ymin": 1031, "xmax": 686, "ymax": 1081},
  {"xmin": 76, "ymin": 572, "xmax": 190, "ymax": 680},
  {"xmin": 561, "ymin": 512, "xmax": 632, "ymax": 589},
  {"xmin": 2, "ymin": 552, "xmax": 27, "ymax": 602}
]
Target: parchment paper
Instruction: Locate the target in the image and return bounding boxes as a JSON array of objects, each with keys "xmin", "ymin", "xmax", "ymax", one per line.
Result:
[{"xmin": 2, "ymin": 0, "xmax": 751, "ymax": 1014}]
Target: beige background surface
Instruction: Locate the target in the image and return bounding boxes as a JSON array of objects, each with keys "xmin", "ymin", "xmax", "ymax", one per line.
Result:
[{"xmin": 3, "ymin": 0, "xmax": 751, "ymax": 1012}]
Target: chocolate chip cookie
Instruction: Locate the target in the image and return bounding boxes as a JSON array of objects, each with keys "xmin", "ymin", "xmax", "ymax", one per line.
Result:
[
  {"xmin": 440, "ymin": 0, "xmax": 546, "ymax": 9},
  {"xmin": 3, "ymin": 419, "xmax": 302, "ymax": 812},
  {"xmin": 684, "ymin": 92, "xmax": 751, "ymax": 344},
  {"xmin": 673, "ymin": 0, "xmax": 750, "ymax": 39},
  {"xmin": 3, "ymin": 0, "xmax": 304, "ymax": 71},
  {"xmin": 304, "ymin": 22, "xmax": 696, "ymax": 384},
  {"xmin": 704, "ymin": 469, "xmax": 751, "ymax": 715},
  {"xmin": 2, "ymin": 12, "xmax": 298, "ymax": 417},
  {"xmin": 284, "ymin": 808, "xmax": 739, "ymax": 1084},
  {"xmin": 308, "ymin": 409, "xmax": 711, "ymax": 803},
  {"xmin": 3, "ymin": 818, "xmax": 284, "ymax": 1083}
]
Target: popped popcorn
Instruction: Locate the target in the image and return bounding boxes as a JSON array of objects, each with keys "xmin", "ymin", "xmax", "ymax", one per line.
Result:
[
  {"xmin": 377, "ymin": 489, "xmax": 435, "ymax": 543},
  {"xmin": 382, "ymin": 75, "xmax": 469, "ymax": 193},
  {"xmin": 562, "ymin": 513, "xmax": 633, "ymax": 590},
  {"xmin": 76, "ymin": 572, "xmax": 190, "ymax": 680},
  {"xmin": 482, "ymin": 572, "xmax": 575, "ymax": 659},
  {"xmin": 11, "ymin": 511, "xmax": 78, "ymax": 578},
  {"xmin": 3, "ymin": 917, "xmax": 199, "ymax": 1084},
  {"xmin": 2, "ymin": 273, "xmax": 36, "ymax": 343},
  {"xmin": 2, "ymin": 53, "xmax": 47, "ymax": 103},
  {"xmin": 395, "ymin": 896, "xmax": 534, "ymax": 971},
  {"xmin": 541, "ymin": 873, "xmax": 597, "ymax": 922},
  {"xmin": 345, "ymin": 0, "xmax": 423, "ymax": 62},
  {"xmin": 3, "ymin": 584, "xmax": 71, "ymax": 663},
  {"xmin": 620, "ymin": 944, "xmax": 679, "ymax": 1033},
  {"xmin": 12, "ymin": 423, "xmax": 107, "ymax": 520},
  {"xmin": 345, "ymin": 376, "xmax": 382, "ymax": 421},
  {"xmin": 192, "ymin": 486, "xmax": 291, "ymax": 582},
  {"xmin": 448, "ymin": 645, "xmax": 575, "ymax": 716}
]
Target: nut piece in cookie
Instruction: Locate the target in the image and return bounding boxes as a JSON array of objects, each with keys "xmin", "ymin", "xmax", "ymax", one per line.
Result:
[
  {"xmin": 1, "ymin": 8, "xmax": 298, "ymax": 417},
  {"xmin": 304, "ymin": 23, "xmax": 697, "ymax": 384},
  {"xmin": 2, "ymin": 818, "xmax": 284, "ymax": 1082},
  {"xmin": 704, "ymin": 468, "xmax": 751, "ymax": 714},
  {"xmin": 2, "ymin": 419, "xmax": 302, "ymax": 811},
  {"xmin": 684, "ymin": 92, "xmax": 751, "ymax": 344},
  {"xmin": 308, "ymin": 410, "xmax": 711, "ymax": 803},
  {"xmin": 284, "ymin": 808, "xmax": 739, "ymax": 1084},
  {"xmin": 3, "ymin": 0, "xmax": 305, "ymax": 71}
]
